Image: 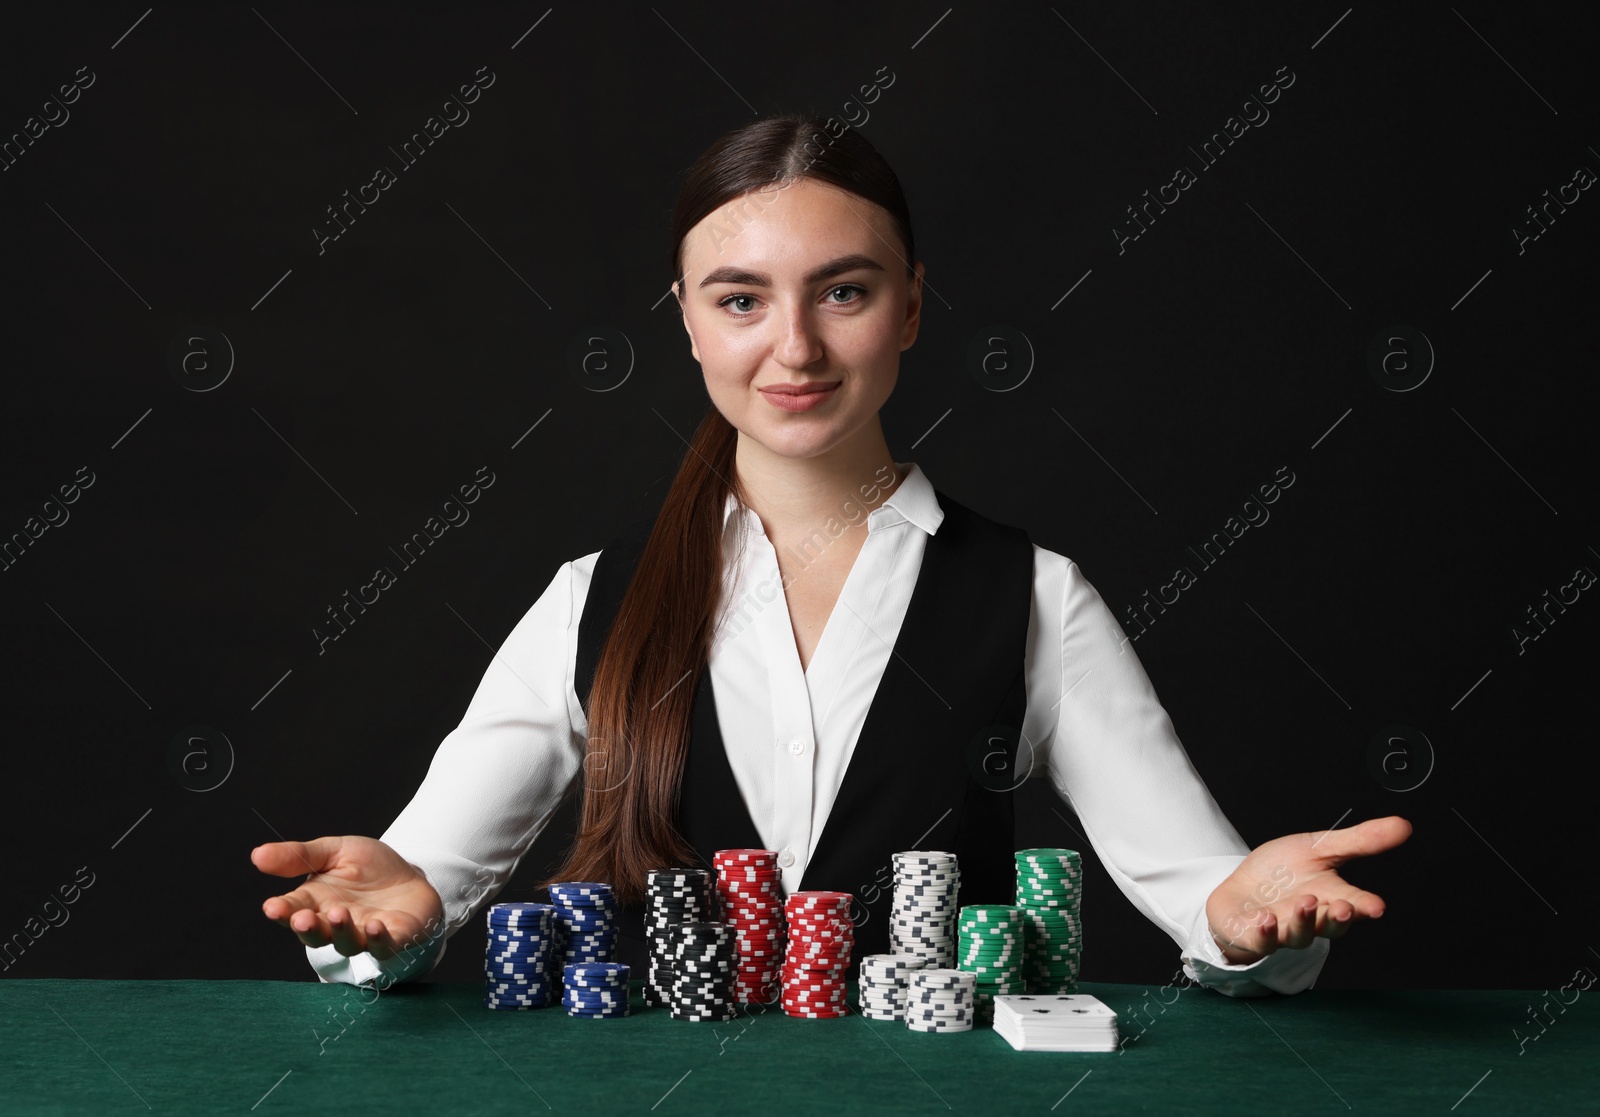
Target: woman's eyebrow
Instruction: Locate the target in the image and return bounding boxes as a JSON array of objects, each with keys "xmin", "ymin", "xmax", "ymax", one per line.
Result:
[{"xmin": 697, "ymin": 253, "xmax": 886, "ymax": 289}]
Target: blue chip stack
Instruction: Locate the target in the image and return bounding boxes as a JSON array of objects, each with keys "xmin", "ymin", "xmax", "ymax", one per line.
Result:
[
  {"xmin": 484, "ymin": 902, "xmax": 555, "ymax": 1010},
  {"xmin": 548, "ymin": 881, "xmax": 619, "ymax": 993},
  {"xmin": 562, "ymin": 962, "xmax": 631, "ymax": 1018}
]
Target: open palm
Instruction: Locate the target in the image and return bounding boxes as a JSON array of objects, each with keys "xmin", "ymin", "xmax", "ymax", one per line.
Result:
[
  {"xmin": 253, "ymin": 835, "xmax": 444, "ymax": 961},
  {"xmin": 1205, "ymin": 815, "xmax": 1412, "ymax": 965}
]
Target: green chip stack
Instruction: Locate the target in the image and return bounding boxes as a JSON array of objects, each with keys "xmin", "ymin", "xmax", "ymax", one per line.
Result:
[
  {"xmin": 1014, "ymin": 848, "xmax": 1083, "ymax": 994},
  {"xmin": 956, "ymin": 904, "xmax": 1027, "ymax": 1023}
]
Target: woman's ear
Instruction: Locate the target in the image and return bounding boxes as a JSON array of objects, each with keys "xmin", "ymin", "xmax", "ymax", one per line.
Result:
[
  {"xmin": 677, "ymin": 285, "xmax": 701, "ymax": 364},
  {"xmin": 900, "ymin": 260, "xmax": 926, "ymax": 351}
]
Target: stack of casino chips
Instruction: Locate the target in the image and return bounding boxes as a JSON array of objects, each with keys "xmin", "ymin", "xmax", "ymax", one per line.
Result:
[
  {"xmin": 483, "ymin": 902, "xmax": 556, "ymax": 1010},
  {"xmin": 667, "ymin": 922, "xmax": 737, "ymax": 1021},
  {"xmin": 711, "ymin": 848, "xmax": 786, "ymax": 1003},
  {"xmin": 780, "ymin": 891, "xmax": 855, "ymax": 1018},
  {"xmin": 547, "ymin": 882, "xmax": 618, "ymax": 994},
  {"xmin": 904, "ymin": 968, "xmax": 976, "ymax": 1033},
  {"xmin": 644, "ymin": 868, "xmax": 713, "ymax": 1008},
  {"xmin": 956, "ymin": 905, "xmax": 1027, "ymax": 1023},
  {"xmin": 561, "ymin": 961, "xmax": 631, "ymax": 1018},
  {"xmin": 857, "ymin": 952, "xmax": 928, "ymax": 1022},
  {"xmin": 890, "ymin": 851, "xmax": 961, "ymax": 968},
  {"xmin": 1014, "ymin": 848, "xmax": 1083, "ymax": 993}
]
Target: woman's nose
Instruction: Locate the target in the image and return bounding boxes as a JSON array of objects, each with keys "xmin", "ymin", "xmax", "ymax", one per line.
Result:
[{"xmin": 774, "ymin": 305, "xmax": 825, "ymax": 367}]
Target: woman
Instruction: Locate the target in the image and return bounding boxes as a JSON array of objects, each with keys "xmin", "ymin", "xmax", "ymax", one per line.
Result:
[{"xmin": 254, "ymin": 114, "xmax": 1409, "ymax": 997}]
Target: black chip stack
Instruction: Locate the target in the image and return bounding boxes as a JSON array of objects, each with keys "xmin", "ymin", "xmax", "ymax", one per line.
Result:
[
  {"xmin": 643, "ymin": 868, "xmax": 712, "ymax": 1008},
  {"xmin": 667, "ymin": 921, "xmax": 738, "ymax": 1022}
]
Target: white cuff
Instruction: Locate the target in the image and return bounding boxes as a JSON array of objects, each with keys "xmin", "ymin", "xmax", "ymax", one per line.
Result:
[
  {"xmin": 1179, "ymin": 905, "xmax": 1329, "ymax": 997},
  {"xmin": 304, "ymin": 922, "xmax": 449, "ymax": 987}
]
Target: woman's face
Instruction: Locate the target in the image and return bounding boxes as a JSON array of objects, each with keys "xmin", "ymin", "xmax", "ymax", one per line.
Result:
[{"xmin": 676, "ymin": 177, "xmax": 925, "ymax": 461}]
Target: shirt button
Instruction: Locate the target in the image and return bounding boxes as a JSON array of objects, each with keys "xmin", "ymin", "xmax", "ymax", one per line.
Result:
[
  {"xmin": 777, "ymin": 849, "xmax": 796, "ymax": 868},
  {"xmin": 788, "ymin": 738, "xmax": 805, "ymax": 756}
]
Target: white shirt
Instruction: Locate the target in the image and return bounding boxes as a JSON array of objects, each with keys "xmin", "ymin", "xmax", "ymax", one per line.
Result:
[{"xmin": 307, "ymin": 461, "xmax": 1327, "ymax": 996}]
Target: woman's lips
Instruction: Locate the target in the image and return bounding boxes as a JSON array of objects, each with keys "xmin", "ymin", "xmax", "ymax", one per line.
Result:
[{"xmin": 759, "ymin": 383, "xmax": 840, "ymax": 412}]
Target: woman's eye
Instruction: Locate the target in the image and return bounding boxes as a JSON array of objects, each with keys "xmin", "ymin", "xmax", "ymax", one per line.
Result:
[{"xmin": 715, "ymin": 285, "xmax": 866, "ymax": 317}]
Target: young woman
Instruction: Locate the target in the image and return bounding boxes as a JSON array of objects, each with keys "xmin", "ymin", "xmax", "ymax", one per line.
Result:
[{"xmin": 254, "ymin": 114, "xmax": 1409, "ymax": 997}]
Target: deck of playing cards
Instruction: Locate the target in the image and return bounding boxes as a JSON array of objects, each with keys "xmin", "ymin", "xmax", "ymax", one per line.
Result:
[{"xmin": 993, "ymin": 994, "xmax": 1119, "ymax": 1052}]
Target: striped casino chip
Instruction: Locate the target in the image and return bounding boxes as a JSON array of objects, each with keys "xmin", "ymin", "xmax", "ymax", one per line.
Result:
[
  {"xmin": 890, "ymin": 851, "xmax": 961, "ymax": 968},
  {"xmin": 712, "ymin": 849, "xmax": 786, "ymax": 1004},
  {"xmin": 780, "ymin": 890, "xmax": 854, "ymax": 1018}
]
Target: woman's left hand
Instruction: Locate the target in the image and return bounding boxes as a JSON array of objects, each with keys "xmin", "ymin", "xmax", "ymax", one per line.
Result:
[{"xmin": 1204, "ymin": 815, "xmax": 1412, "ymax": 965}]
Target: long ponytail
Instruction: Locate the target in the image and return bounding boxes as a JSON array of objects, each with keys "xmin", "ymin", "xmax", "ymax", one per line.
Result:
[{"xmin": 544, "ymin": 406, "xmax": 738, "ymax": 901}]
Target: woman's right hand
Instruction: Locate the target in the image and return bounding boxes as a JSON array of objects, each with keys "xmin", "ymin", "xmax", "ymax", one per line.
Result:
[{"xmin": 252, "ymin": 836, "xmax": 445, "ymax": 961}]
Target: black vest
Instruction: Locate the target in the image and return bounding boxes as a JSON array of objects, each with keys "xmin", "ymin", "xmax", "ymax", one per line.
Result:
[{"xmin": 574, "ymin": 489, "xmax": 1034, "ymax": 970}]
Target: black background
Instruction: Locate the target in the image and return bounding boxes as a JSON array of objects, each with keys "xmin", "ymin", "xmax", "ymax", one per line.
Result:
[{"xmin": 1, "ymin": 2, "xmax": 1594, "ymax": 991}]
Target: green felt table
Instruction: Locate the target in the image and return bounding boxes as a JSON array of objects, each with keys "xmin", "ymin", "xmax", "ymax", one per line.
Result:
[{"xmin": 0, "ymin": 979, "xmax": 1591, "ymax": 1115}]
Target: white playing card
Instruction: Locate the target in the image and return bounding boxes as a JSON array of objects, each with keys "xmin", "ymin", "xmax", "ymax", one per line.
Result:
[{"xmin": 993, "ymin": 994, "xmax": 1120, "ymax": 1052}]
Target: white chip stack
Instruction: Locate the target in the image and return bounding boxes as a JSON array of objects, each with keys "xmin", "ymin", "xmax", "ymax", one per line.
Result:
[
  {"xmin": 890, "ymin": 850, "xmax": 961, "ymax": 968},
  {"xmin": 904, "ymin": 968, "xmax": 975, "ymax": 1033},
  {"xmin": 857, "ymin": 952, "xmax": 928, "ymax": 1021},
  {"xmin": 993, "ymin": 993, "xmax": 1119, "ymax": 1052}
]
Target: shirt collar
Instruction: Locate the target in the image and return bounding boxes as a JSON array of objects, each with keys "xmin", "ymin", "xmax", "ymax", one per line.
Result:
[{"xmin": 721, "ymin": 460, "xmax": 944, "ymax": 538}]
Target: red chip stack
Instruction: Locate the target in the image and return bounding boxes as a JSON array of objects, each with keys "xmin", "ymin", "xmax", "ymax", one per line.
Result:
[
  {"xmin": 780, "ymin": 890, "xmax": 855, "ymax": 1018},
  {"xmin": 711, "ymin": 849, "xmax": 787, "ymax": 1004}
]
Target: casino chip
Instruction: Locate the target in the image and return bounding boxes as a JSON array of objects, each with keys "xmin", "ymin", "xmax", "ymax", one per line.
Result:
[
  {"xmin": 483, "ymin": 902, "xmax": 556, "ymax": 1010},
  {"xmin": 561, "ymin": 961, "xmax": 631, "ymax": 1018},
  {"xmin": 644, "ymin": 868, "xmax": 713, "ymax": 1009},
  {"xmin": 857, "ymin": 952, "xmax": 928, "ymax": 1022},
  {"xmin": 668, "ymin": 922, "xmax": 737, "ymax": 1021},
  {"xmin": 956, "ymin": 904, "xmax": 1026, "ymax": 1023},
  {"xmin": 548, "ymin": 882, "xmax": 619, "ymax": 996},
  {"xmin": 891, "ymin": 851, "xmax": 960, "ymax": 969},
  {"xmin": 712, "ymin": 849, "xmax": 786, "ymax": 1005},
  {"xmin": 780, "ymin": 891, "xmax": 854, "ymax": 1018},
  {"xmin": 1014, "ymin": 849, "xmax": 1083, "ymax": 994},
  {"xmin": 904, "ymin": 968, "xmax": 975, "ymax": 1033}
]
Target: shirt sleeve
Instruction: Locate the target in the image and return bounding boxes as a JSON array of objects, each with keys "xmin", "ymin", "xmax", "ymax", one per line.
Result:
[
  {"xmin": 304, "ymin": 551, "xmax": 598, "ymax": 986},
  {"xmin": 1023, "ymin": 544, "xmax": 1328, "ymax": 997}
]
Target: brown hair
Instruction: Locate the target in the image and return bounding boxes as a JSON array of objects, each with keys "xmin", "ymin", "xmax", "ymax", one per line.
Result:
[{"xmin": 545, "ymin": 113, "xmax": 918, "ymax": 903}]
